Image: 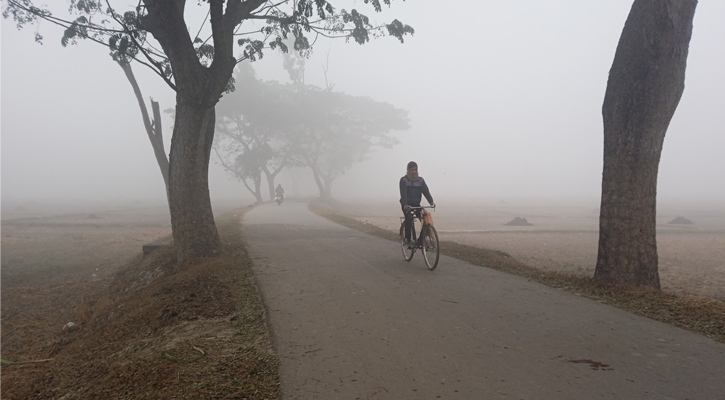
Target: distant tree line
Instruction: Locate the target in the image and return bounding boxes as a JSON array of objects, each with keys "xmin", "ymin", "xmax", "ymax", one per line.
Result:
[{"xmin": 213, "ymin": 59, "xmax": 409, "ymax": 203}]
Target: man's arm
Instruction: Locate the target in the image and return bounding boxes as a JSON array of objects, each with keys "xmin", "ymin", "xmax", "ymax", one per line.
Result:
[
  {"xmin": 422, "ymin": 179, "xmax": 434, "ymax": 205},
  {"xmin": 399, "ymin": 178, "xmax": 408, "ymax": 207}
]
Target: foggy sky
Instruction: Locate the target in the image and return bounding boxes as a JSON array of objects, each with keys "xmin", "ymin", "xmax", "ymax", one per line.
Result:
[{"xmin": 2, "ymin": 1, "xmax": 724, "ymax": 207}]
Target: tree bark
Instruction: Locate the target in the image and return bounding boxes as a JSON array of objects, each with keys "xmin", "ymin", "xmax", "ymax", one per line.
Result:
[
  {"xmin": 168, "ymin": 95, "xmax": 223, "ymax": 263},
  {"xmin": 594, "ymin": 0, "xmax": 697, "ymax": 288},
  {"xmin": 141, "ymin": 0, "xmax": 243, "ymax": 263}
]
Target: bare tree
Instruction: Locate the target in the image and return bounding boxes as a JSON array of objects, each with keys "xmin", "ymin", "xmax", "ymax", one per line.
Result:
[{"xmin": 594, "ymin": 0, "xmax": 698, "ymax": 288}]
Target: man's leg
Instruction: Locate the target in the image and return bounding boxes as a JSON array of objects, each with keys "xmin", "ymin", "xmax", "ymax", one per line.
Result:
[
  {"xmin": 411, "ymin": 209, "xmax": 422, "ymax": 244},
  {"xmin": 402, "ymin": 206, "xmax": 414, "ymax": 241},
  {"xmin": 402, "ymin": 207, "xmax": 421, "ymax": 243}
]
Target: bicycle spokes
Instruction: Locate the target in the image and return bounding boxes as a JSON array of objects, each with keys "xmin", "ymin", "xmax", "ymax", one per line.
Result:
[{"xmin": 421, "ymin": 225, "xmax": 440, "ymax": 270}]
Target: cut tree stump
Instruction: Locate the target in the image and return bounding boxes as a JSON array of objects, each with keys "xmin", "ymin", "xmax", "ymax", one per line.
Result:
[{"xmin": 142, "ymin": 238, "xmax": 173, "ymax": 256}]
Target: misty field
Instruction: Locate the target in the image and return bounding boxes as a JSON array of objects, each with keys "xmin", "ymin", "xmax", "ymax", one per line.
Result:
[
  {"xmin": 0, "ymin": 203, "xmax": 181, "ymax": 380},
  {"xmin": 337, "ymin": 200, "xmax": 725, "ymax": 301},
  {"xmin": 1, "ymin": 202, "xmax": 172, "ymax": 287},
  {"xmin": 0, "ymin": 201, "xmax": 281, "ymax": 398},
  {"xmin": 0, "ymin": 202, "xmax": 172, "ymax": 372},
  {"xmin": 3, "ymin": 199, "xmax": 723, "ymax": 303}
]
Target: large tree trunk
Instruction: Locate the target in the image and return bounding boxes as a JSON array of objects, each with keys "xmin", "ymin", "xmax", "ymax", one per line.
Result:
[
  {"xmin": 141, "ymin": 0, "xmax": 240, "ymax": 264},
  {"xmin": 594, "ymin": 0, "xmax": 697, "ymax": 288},
  {"xmin": 168, "ymin": 96, "xmax": 223, "ymax": 263}
]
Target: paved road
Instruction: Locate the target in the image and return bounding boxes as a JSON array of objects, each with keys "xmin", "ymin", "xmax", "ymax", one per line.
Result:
[{"xmin": 242, "ymin": 202, "xmax": 725, "ymax": 400}]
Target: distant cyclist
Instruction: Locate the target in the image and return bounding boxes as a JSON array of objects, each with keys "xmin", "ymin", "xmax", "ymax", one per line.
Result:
[
  {"xmin": 399, "ymin": 161, "xmax": 436, "ymax": 247},
  {"xmin": 275, "ymin": 184, "xmax": 285, "ymax": 204}
]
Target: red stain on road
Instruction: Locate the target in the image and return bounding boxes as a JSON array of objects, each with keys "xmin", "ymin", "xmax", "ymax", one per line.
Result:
[{"xmin": 567, "ymin": 359, "xmax": 614, "ymax": 371}]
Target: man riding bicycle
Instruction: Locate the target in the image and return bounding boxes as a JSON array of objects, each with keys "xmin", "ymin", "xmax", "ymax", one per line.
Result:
[{"xmin": 399, "ymin": 161, "xmax": 436, "ymax": 247}]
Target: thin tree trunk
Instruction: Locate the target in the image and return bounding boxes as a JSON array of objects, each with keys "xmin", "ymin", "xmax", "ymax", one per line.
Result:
[
  {"xmin": 323, "ymin": 177, "xmax": 333, "ymax": 200},
  {"xmin": 263, "ymin": 167, "xmax": 275, "ymax": 201},
  {"xmin": 594, "ymin": 0, "xmax": 697, "ymax": 288},
  {"xmin": 253, "ymin": 172, "xmax": 264, "ymax": 204},
  {"xmin": 168, "ymin": 96, "xmax": 223, "ymax": 263},
  {"xmin": 238, "ymin": 176, "xmax": 263, "ymax": 204},
  {"xmin": 119, "ymin": 61, "xmax": 170, "ymax": 205},
  {"xmin": 150, "ymin": 100, "xmax": 169, "ymax": 200},
  {"xmin": 262, "ymin": 164, "xmax": 284, "ymax": 201},
  {"xmin": 310, "ymin": 165, "xmax": 326, "ymax": 200},
  {"xmin": 305, "ymin": 153, "xmax": 327, "ymax": 200}
]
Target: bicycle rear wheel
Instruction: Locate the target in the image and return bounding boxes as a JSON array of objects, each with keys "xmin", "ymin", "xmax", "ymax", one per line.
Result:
[
  {"xmin": 421, "ymin": 225, "xmax": 440, "ymax": 270},
  {"xmin": 400, "ymin": 223, "xmax": 415, "ymax": 261}
]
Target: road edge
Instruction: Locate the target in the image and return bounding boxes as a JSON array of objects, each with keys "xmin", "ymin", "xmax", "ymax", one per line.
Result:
[{"xmin": 308, "ymin": 200, "xmax": 725, "ymax": 344}]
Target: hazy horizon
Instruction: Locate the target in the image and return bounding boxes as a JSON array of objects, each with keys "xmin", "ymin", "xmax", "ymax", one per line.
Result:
[{"xmin": 2, "ymin": 1, "xmax": 724, "ymax": 207}]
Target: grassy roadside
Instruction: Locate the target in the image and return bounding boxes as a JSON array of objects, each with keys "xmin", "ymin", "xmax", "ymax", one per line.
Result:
[
  {"xmin": 309, "ymin": 200, "xmax": 725, "ymax": 344},
  {"xmin": 1, "ymin": 206, "xmax": 279, "ymax": 399}
]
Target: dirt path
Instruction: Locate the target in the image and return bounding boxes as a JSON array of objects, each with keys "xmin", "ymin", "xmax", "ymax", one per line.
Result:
[{"xmin": 242, "ymin": 202, "xmax": 725, "ymax": 399}]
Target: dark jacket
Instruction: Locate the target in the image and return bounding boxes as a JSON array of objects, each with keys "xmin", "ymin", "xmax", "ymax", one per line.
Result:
[{"xmin": 399, "ymin": 175, "xmax": 434, "ymax": 207}]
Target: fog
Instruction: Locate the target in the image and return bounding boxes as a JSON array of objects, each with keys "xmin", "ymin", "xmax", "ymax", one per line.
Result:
[{"xmin": 2, "ymin": 1, "xmax": 724, "ymax": 209}]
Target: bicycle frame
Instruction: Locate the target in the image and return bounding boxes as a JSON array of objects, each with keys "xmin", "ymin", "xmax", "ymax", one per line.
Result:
[
  {"xmin": 402, "ymin": 206, "xmax": 435, "ymax": 244},
  {"xmin": 406, "ymin": 205, "xmax": 435, "ymax": 223},
  {"xmin": 399, "ymin": 205, "xmax": 439, "ymax": 270}
]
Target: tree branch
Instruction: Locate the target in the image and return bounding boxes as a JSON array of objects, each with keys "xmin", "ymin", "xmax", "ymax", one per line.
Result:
[
  {"xmin": 245, "ymin": 14, "xmax": 295, "ymax": 24},
  {"xmin": 7, "ymin": 0, "xmax": 125, "ymax": 34},
  {"xmin": 105, "ymin": 0, "xmax": 177, "ymax": 90}
]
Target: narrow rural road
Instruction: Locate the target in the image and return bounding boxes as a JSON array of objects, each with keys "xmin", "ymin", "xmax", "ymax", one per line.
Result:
[{"xmin": 242, "ymin": 202, "xmax": 725, "ymax": 400}]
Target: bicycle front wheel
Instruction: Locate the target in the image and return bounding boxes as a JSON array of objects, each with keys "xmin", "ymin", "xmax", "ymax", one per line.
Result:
[
  {"xmin": 400, "ymin": 223, "xmax": 415, "ymax": 261},
  {"xmin": 421, "ymin": 225, "xmax": 440, "ymax": 270}
]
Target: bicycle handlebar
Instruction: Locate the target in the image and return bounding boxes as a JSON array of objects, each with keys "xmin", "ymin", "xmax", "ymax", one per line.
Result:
[{"xmin": 407, "ymin": 205, "xmax": 435, "ymax": 211}]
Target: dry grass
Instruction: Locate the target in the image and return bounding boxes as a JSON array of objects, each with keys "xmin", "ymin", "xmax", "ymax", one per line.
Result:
[
  {"xmin": 1, "ymin": 206, "xmax": 280, "ymax": 399},
  {"xmin": 309, "ymin": 200, "xmax": 725, "ymax": 344}
]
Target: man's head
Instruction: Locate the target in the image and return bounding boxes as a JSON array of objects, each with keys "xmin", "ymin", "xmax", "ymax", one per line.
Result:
[
  {"xmin": 406, "ymin": 161, "xmax": 418, "ymax": 180},
  {"xmin": 277, "ymin": 184, "xmax": 281, "ymax": 187}
]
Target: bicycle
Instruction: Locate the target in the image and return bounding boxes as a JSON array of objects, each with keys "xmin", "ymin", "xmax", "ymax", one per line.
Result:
[{"xmin": 399, "ymin": 205, "xmax": 440, "ymax": 270}]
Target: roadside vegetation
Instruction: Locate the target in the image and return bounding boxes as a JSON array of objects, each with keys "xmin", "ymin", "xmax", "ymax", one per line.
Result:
[
  {"xmin": 309, "ymin": 201, "xmax": 725, "ymax": 344},
  {"xmin": 1, "ymin": 207, "xmax": 279, "ymax": 399}
]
